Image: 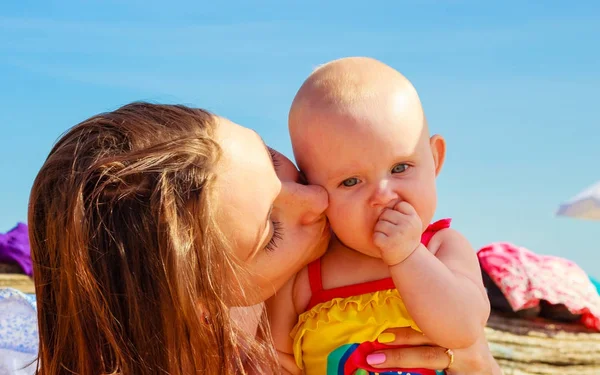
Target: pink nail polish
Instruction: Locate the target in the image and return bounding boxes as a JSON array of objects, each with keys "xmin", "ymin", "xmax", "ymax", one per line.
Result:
[{"xmin": 366, "ymin": 352, "xmax": 386, "ymax": 365}]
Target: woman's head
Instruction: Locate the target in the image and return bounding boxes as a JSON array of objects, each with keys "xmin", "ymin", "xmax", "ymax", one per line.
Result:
[
  {"xmin": 29, "ymin": 102, "xmax": 329, "ymax": 374},
  {"xmin": 214, "ymin": 118, "xmax": 330, "ymax": 304}
]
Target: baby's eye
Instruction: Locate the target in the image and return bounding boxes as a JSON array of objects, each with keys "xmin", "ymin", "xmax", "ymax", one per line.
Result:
[
  {"xmin": 341, "ymin": 177, "xmax": 360, "ymax": 187},
  {"xmin": 391, "ymin": 164, "xmax": 409, "ymax": 174}
]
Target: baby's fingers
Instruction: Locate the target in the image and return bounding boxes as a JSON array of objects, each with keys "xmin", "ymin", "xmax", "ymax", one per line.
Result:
[
  {"xmin": 394, "ymin": 200, "xmax": 417, "ymax": 215},
  {"xmin": 373, "ymin": 231, "xmax": 389, "ymax": 249},
  {"xmin": 378, "ymin": 207, "xmax": 403, "ymax": 224},
  {"xmin": 373, "ymin": 220, "xmax": 397, "ymax": 236}
]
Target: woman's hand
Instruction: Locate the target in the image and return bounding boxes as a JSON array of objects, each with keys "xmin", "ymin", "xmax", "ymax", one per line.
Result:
[{"xmin": 358, "ymin": 327, "xmax": 502, "ymax": 375}]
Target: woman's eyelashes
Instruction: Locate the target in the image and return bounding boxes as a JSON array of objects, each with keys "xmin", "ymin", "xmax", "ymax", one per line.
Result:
[
  {"xmin": 264, "ymin": 221, "xmax": 283, "ymax": 252},
  {"xmin": 267, "ymin": 147, "xmax": 281, "ymax": 169}
]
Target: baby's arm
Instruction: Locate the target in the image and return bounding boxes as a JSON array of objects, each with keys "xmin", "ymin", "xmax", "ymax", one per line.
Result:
[
  {"xmin": 374, "ymin": 202, "xmax": 489, "ymax": 349},
  {"xmin": 390, "ymin": 229, "xmax": 490, "ymax": 349},
  {"xmin": 265, "ymin": 271, "xmax": 304, "ymax": 375}
]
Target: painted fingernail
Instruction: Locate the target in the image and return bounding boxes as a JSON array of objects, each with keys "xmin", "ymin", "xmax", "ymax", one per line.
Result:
[
  {"xmin": 377, "ymin": 332, "xmax": 396, "ymax": 343},
  {"xmin": 366, "ymin": 352, "xmax": 386, "ymax": 365},
  {"xmin": 355, "ymin": 369, "xmax": 368, "ymax": 375}
]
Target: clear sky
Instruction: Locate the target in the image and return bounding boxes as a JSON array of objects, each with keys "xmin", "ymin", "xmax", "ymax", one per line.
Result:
[{"xmin": 1, "ymin": 1, "xmax": 599, "ymax": 277}]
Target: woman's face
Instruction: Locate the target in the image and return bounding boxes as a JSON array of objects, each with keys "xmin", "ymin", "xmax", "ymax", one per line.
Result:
[{"xmin": 214, "ymin": 117, "xmax": 330, "ymax": 305}]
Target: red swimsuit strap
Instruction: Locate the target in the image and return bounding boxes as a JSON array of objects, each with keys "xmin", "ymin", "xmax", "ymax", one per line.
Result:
[
  {"xmin": 307, "ymin": 257, "xmax": 323, "ymax": 296},
  {"xmin": 305, "ymin": 218, "xmax": 452, "ymax": 311}
]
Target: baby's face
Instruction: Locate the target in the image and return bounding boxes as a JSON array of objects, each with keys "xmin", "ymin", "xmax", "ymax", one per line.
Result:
[{"xmin": 297, "ymin": 99, "xmax": 441, "ymax": 257}]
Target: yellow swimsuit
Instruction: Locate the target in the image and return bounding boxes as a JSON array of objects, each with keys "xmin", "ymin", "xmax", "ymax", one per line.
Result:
[{"xmin": 290, "ymin": 219, "xmax": 452, "ymax": 375}]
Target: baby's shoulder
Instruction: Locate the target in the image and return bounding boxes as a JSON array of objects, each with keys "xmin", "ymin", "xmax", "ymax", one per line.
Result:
[
  {"xmin": 427, "ymin": 227, "xmax": 470, "ymax": 255},
  {"xmin": 292, "ymin": 265, "xmax": 312, "ymax": 314},
  {"xmin": 427, "ymin": 228, "xmax": 472, "ymax": 255}
]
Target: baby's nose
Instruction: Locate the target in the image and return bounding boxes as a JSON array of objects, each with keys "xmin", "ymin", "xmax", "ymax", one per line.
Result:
[{"xmin": 369, "ymin": 180, "xmax": 399, "ymax": 207}]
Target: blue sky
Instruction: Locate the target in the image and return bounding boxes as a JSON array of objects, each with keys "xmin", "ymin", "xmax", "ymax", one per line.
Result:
[{"xmin": 1, "ymin": 1, "xmax": 599, "ymax": 277}]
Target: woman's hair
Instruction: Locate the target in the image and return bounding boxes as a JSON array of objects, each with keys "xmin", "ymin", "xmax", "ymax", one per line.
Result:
[{"xmin": 29, "ymin": 102, "xmax": 279, "ymax": 374}]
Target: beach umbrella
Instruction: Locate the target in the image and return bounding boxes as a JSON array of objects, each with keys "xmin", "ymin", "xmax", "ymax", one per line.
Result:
[{"xmin": 557, "ymin": 181, "xmax": 600, "ymax": 220}]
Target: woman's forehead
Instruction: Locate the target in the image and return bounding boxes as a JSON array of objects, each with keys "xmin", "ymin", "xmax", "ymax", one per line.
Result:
[{"xmin": 213, "ymin": 116, "xmax": 281, "ymax": 259}]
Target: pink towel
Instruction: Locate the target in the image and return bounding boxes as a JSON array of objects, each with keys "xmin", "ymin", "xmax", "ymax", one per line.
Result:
[{"xmin": 478, "ymin": 242, "xmax": 600, "ymax": 331}]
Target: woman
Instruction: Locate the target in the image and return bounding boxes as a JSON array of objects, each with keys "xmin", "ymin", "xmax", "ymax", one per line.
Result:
[{"xmin": 29, "ymin": 102, "xmax": 501, "ymax": 374}]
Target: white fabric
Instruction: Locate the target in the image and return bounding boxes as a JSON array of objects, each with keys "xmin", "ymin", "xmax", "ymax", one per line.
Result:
[
  {"xmin": 0, "ymin": 349, "xmax": 36, "ymax": 375},
  {"xmin": 0, "ymin": 288, "xmax": 38, "ymax": 374}
]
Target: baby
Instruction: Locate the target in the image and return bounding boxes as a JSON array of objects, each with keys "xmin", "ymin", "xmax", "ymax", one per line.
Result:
[{"xmin": 267, "ymin": 57, "xmax": 490, "ymax": 375}]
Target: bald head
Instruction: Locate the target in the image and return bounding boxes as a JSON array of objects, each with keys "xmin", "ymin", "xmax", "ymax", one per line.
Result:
[
  {"xmin": 289, "ymin": 57, "xmax": 429, "ymax": 177},
  {"xmin": 291, "ymin": 57, "xmax": 420, "ymax": 110}
]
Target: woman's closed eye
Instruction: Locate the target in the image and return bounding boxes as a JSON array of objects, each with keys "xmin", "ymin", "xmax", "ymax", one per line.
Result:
[
  {"xmin": 267, "ymin": 147, "xmax": 281, "ymax": 170},
  {"xmin": 264, "ymin": 221, "xmax": 283, "ymax": 252}
]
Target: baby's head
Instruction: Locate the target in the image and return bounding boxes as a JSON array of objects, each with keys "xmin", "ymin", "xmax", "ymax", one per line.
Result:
[{"xmin": 289, "ymin": 57, "xmax": 446, "ymax": 256}]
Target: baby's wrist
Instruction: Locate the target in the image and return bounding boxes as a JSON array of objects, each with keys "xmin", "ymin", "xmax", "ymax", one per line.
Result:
[{"xmin": 385, "ymin": 242, "xmax": 423, "ymax": 267}]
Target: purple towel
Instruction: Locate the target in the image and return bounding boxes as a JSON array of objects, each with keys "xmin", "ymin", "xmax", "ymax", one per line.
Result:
[{"xmin": 0, "ymin": 223, "xmax": 32, "ymax": 276}]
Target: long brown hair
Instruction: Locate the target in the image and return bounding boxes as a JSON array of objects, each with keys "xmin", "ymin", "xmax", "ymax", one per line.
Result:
[{"xmin": 28, "ymin": 102, "xmax": 279, "ymax": 374}]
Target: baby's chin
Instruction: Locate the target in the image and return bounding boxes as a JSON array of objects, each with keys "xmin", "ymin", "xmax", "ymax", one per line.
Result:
[
  {"xmin": 356, "ymin": 245, "xmax": 383, "ymax": 259},
  {"xmin": 338, "ymin": 236, "xmax": 383, "ymax": 259}
]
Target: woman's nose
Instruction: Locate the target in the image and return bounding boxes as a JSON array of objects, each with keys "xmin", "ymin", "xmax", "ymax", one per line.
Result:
[
  {"xmin": 279, "ymin": 182, "xmax": 328, "ymax": 225},
  {"xmin": 369, "ymin": 179, "xmax": 399, "ymax": 207}
]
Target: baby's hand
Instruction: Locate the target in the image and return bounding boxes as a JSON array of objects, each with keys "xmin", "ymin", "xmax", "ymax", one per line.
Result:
[{"xmin": 373, "ymin": 201, "xmax": 423, "ymax": 266}]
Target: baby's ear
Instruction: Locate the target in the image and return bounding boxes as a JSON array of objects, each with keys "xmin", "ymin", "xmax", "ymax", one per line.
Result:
[{"xmin": 429, "ymin": 134, "xmax": 446, "ymax": 176}]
